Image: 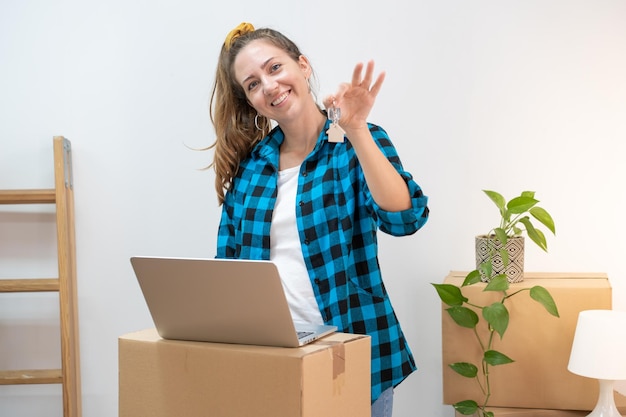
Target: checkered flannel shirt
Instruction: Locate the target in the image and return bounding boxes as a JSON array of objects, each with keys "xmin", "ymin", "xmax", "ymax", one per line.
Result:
[{"xmin": 216, "ymin": 119, "xmax": 429, "ymax": 402}]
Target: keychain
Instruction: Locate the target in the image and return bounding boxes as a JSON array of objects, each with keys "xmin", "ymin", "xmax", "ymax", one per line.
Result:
[{"xmin": 326, "ymin": 101, "xmax": 345, "ymax": 143}]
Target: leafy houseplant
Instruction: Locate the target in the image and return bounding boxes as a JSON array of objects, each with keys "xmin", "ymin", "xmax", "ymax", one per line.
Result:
[
  {"xmin": 433, "ymin": 190, "xmax": 560, "ymax": 417},
  {"xmin": 475, "ymin": 190, "xmax": 556, "ymax": 282}
]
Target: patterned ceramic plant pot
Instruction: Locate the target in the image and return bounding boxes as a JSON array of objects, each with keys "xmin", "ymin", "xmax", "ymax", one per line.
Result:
[{"xmin": 475, "ymin": 235, "xmax": 525, "ymax": 283}]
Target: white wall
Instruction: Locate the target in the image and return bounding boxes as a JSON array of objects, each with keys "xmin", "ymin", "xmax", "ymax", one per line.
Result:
[{"xmin": 1, "ymin": 1, "xmax": 625, "ymax": 416}]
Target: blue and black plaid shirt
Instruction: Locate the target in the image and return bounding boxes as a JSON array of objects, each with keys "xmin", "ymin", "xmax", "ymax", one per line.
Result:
[{"xmin": 216, "ymin": 119, "xmax": 429, "ymax": 402}]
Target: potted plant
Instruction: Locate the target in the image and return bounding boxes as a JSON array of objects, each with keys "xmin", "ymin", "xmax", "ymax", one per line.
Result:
[
  {"xmin": 432, "ymin": 190, "xmax": 560, "ymax": 417},
  {"xmin": 475, "ymin": 190, "xmax": 556, "ymax": 283}
]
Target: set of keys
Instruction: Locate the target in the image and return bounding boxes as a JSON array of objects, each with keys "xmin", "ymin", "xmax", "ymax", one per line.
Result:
[{"xmin": 326, "ymin": 102, "xmax": 345, "ymax": 143}]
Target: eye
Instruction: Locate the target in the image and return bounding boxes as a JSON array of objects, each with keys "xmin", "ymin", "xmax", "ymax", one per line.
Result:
[
  {"xmin": 247, "ymin": 80, "xmax": 259, "ymax": 91},
  {"xmin": 270, "ymin": 63, "xmax": 281, "ymax": 73}
]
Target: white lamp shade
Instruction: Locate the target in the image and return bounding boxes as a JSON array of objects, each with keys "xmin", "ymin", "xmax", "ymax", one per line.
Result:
[{"xmin": 568, "ymin": 309, "xmax": 626, "ymax": 380}]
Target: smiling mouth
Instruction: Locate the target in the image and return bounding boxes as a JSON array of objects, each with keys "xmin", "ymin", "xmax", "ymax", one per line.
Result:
[{"xmin": 271, "ymin": 91, "xmax": 290, "ymax": 106}]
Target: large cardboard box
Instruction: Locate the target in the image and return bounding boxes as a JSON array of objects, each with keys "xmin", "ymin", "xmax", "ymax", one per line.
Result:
[
  {"xmin": 119, "ymin": 328, "xmax": 371, "ymax": 417},
  {"xmin": 442, "ymin": 271, "xmax": 626, "ymax": 411}
]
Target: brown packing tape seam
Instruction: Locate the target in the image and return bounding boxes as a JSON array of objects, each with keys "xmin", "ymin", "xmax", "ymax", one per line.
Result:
[{"xmin": 316, "ymin": 340, "xmax": 346, "ymax": 379}]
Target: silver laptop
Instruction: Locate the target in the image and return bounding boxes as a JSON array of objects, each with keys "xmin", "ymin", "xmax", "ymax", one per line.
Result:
[{"xmin": 130, "ymin": 256, "xmax": 337, "ymax": 348}]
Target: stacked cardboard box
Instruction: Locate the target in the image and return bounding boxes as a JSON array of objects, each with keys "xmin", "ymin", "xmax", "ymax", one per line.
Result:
[
  {"xmin": 442, "ymin": 271, "xmax": 626, "ymax": 413},
  {"xmin": 119, "ymin": 328, "xmax": 370, "ymax": 417}
]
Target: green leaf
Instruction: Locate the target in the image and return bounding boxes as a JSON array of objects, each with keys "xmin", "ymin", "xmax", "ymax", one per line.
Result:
[
  {"xmin": 484, "ymin": 349, "xmax": 514, "ymax": 366},
  {"xmin": 521, "ymin": 190, "xmax": 536, "ymax": 199},
  {"xmin": 519, "ymin": 217, "xmax": 548, "ymax": 252},
  {"xmin": 432, "ymin": 283, "xmax": 467, "ymax": 306},
  {"xmin": 499, "ymin": 247, "xmax": 509, "ymax": 267},
  {"xmin": 483, "ymin": 190, "xmax": 505, "ymax": 211},
  {"xmin": 530, "ymin": 206, "xmax": 556, "ymax": 235},
  {"xmin": 531, "ymin": 227, "xmax": 547, "ymax": 251},
  {"xmin": 530, "ymin": 286, "xmax": 560, "ymax": 317},
  {"xmin": 493, "ymin": 228, "xmax": 508, "ymax": 245},
  {"xmin": 484, "ymin": 274, "xmax": 509, "ymax": 292},
  {"xmin": 478, "ymin": 261, "xmax": 493, "ymax": 280},
  {"xmin": 483, "ymin": 302, "xmax": 509, "ymax": 338},
  {"xmin": 447, "ymin": 306, "xmax": 479, "ymax": 329},
  {"xmin": 484, "ymin": 411, "xmax": 495, "ymax": 417},
  {"xmin": 449, "ymin": 362, "xmax": 478, "ymax": 378},
  {"xmin": 453, "ymin": 400, "xmax": 479, "ymax": 415},
  {"xmin": 507, "ymin": 196, "xmax": 539, "ymax": 214},
  {"xmin": 462, "ymin": 270, "xmax": 482, "ymax": 286}
]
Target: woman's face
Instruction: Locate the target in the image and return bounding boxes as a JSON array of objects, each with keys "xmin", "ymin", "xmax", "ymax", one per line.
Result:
[{"xmin": 233, "ymin": 39, "xmax": 311, "ymax": 124}]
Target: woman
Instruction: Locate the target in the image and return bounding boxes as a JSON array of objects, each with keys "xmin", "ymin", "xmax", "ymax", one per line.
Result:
[{"xmin": 208, "ymin": 22, "xmax": 429, "ymax": 417}]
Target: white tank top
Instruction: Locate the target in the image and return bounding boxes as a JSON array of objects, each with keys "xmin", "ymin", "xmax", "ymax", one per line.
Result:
[{"xmin": 270, "ymin": 165, "xmax": 324, "ymax": 325}]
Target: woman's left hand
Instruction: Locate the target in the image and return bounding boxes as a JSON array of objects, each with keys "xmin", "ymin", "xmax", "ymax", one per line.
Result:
[{"xmin": 323, "ymin": 60, "xmax": 385, "ymax": 134}]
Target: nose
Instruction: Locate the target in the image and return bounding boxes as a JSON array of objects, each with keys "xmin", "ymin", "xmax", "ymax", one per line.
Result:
[{"xmin": 261, "ymin": 76, "xmax": 278, "ymax": 95}]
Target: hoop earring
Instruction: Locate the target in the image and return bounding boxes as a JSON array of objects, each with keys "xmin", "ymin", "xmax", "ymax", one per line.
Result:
[{"xmin": 254, "ymin": 114, "xmax": 263, "ymax": 131}]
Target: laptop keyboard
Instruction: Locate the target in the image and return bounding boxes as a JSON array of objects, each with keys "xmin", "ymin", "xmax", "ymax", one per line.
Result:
[{"xmin": 297, "ymin": 331, "xmax": 314, "ymax": 339}]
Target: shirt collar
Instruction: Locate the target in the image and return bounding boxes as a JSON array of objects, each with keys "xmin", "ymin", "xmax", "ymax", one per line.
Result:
[{"xmin": 251, "ymin": 119, "xmax": 333, "ymax": 165}]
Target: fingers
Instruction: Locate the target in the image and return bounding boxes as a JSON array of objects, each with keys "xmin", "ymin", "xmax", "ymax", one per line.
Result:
[
  {"xmin": 352, "ymin": 62, "xmax": 365, "ymax": 86},
  {"xmin": 323, "ymin": 82, "xmax": 350, "ymax": 109},
  {"xmin": 324, "ymin": 61, "xmax": 385, "ymax": 109},
  {"xmin": 369, "ymin": 70, "xmax": 386, "ymax": 98},
  {"xmin": 352, "ymin": 60, "xmax": 385, "ymax": 95}
]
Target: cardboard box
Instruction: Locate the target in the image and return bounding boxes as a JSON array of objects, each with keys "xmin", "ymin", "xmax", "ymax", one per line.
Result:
[
  {"xmin": 454, "ymin": 406, "xmax": 626, "ymax": 416},
  {"xmin": 442, "ymin": 271, "xmax": 626, "ymax": 411},
  {"xmin": 119, "ymin": 328, "xmax": 371, "ymax": 417}
]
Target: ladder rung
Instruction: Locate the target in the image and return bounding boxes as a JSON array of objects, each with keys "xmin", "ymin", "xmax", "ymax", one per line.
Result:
[
  {"xmin": 0, "ymin": 279, "xmax": 60, "ymax": 292},
  {"xmin": 0, "ymin": 369, "xmax": 63, "ymax": 385},
  {"xmin": 0, "ymin": 189, "xmax": 56, "ymax": 204}
]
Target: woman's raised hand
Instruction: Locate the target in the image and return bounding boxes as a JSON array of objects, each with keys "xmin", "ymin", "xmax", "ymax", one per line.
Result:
[{"xmin": 323, "ymin": 60, "xmax": 385, "ymax": 134}]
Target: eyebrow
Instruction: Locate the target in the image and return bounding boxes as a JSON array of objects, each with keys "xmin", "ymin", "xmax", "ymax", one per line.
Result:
[{"xmin": 241, "ymin": 57, "xmax": 275, "ymax": 86}]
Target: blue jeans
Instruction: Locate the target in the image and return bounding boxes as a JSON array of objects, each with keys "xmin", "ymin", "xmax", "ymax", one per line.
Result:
[{"xmin": 371, "ymin": 387, "xmax": 394, "ymax": 417}]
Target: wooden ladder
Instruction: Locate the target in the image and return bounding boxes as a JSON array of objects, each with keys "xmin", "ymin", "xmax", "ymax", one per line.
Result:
[{"xmin": 0, "ymin": 136, "xmax": 82, "ymax": 417}]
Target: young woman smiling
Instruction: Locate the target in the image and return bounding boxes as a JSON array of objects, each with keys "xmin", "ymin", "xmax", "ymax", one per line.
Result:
[{"xmin": 208, "ymin": 22, "xmax": 429, "ymax": 417}]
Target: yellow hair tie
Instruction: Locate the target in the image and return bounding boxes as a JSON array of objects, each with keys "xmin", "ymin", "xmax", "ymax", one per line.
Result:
[{"xmin": 224, "ymin": 22, "xmax": 255, "ymax": 50}]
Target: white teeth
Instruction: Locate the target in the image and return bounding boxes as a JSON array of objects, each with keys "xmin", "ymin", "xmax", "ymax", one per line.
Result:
[{"xmin": 272, "ymin": 92, "xmax": 289, "ymax": 106}]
